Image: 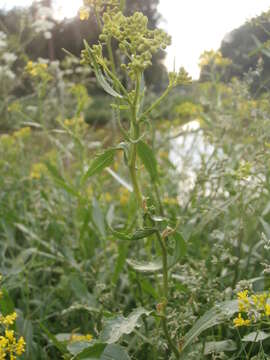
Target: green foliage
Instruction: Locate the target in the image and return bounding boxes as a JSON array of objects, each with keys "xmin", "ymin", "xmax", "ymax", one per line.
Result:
[{"xmin": 2, "ymin": 2, "xmax": 270, "ymax": 360}]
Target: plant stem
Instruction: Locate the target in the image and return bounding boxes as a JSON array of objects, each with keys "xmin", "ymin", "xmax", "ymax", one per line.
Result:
[
  {"xmin": 157, "ymin": 232, "xmax": 180, "ymax": 359},
  {"xmin": 139, "ymin": 85, "xmax": 173, "ymax": 121},
  {"xmin": 161, "ymin": 317, "xmax": 180, "ymax": 359},
  {"xmin": 128, "ymin": 73, "xmax": 143, "ymax": 208},
  {"xmin": 129, "ymin": 121, "xmax": 143, "ymax": 207}
]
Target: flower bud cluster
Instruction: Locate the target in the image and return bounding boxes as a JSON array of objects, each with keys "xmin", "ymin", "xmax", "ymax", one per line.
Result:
[
  {"xmin": 233, "ymin": 290, "xmax": 270, "ymax": 328},
  {"xmin": 24, "ymin": 61, "xmax": 51, "ymax": 82},
  {"xmin": 169, "ymin": 67, "xmax": 192, "ymax": 87},
  {"xmin": 0, "ymin": 275, "xmax": 26, "ymax": 359},
  {"xmin": 98, "ymin": 11, "xmax": 171, "ymax": 79},
  {"xmin": 83, "ymin": 0, "xmax": 119, "ymax": 15}
]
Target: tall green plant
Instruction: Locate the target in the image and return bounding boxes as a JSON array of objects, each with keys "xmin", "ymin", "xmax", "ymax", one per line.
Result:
[{"xmin": 79, "ymin": 0, "xmax": 191, "ymax": 358}]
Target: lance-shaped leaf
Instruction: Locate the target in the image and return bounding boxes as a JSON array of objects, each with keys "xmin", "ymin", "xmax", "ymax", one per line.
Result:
[
  {"xmin": 69, "ymin": 342, "xmax": 106, "ymax": 359},
  {"xmin": 84, "ymin": 40, "xmax": 123, "ymax": 98},
  {"xmin": 100, "ymin": 308, "xmax": 151, "ymax": 344},
  {"xmin": 131, "ymin": 227, "xmax": 157, "ymax": 240},
  {"xmin": 82, "ymin": 148, "xmax": 116, "ymax": 183},
  {"xmin": 168, "ymin": 232, "xmax": 187, "ymax": 267},
  {"xmin": 126, "ymin": 259, "xmax": 162, "ymax": 273},
  {"xmin": 101, "ymin": 344, "xmax": 131, "ymax": 360},
  {"xmin": 204, "ymin": 340, "xmax": 237, "ymax": 355},
  {"xmin": 46, "ymin": 162, "xmax": 79, "ymax": 197},
  {"xmin": 181, "ymin": 300, "xmax": 238, "ymax": 353},
  {"xmin": 242, "ymin": 331, "xmax": 270, "ymax": 343},
  {"xmin": 137, "ymin": 141, "xmax": 158, "ymax": 182}
]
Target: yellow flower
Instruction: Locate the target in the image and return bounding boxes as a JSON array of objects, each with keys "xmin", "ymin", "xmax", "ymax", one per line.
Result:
[
  {"xmin": 265, "ymin": 303, "xmax": 270, "ymax": 316},
  {"xmin": 233, "ymin": 313, "xmax": 251, "ymax": 327},
  {"xmin": 237, "ymin": 290, "xmax": 250, "ymax": 312},
  {"xmin": 13, "ymin": 127, "xmax": 31, "ymax": 140},
  {"xmin": 164, "ymin": 197, "xmax": 178, "ymax": 206},
  {"xmin": 0, "ymin": 313, "xmax": 17, "ymax": 326},
  {"xmin": 104, "ymin": 193, "xmax": 112, "ymax": 203},
  {"xmin": 79, "ymin": 7, "xmax": 90, "ymax": 20},
  {"xmin": 30, "ymin": 163, "xmax": 47, "ymax": 180},
  {"xmin": 0, "ymin": 275, "xmax": 25, "ymax": 359},
  {"xmin": 0, "ymin": 134, "xmax": 15, "ymax": 148},
  {"xmin": 25, "ymin": 61, "xmax": 50, "ymax": 81},
  {"xmin": 15, "ymin": 337, "xmax": 26, "ymax": 356},
  {"xmin": 252, "ymin": 293, "xmax": 268, "ymax": 310},
  {"xmin": 119, "ymin": 187, "xmax": 130, "ymax": 206},
  {"xmin": 70, "ymin": 333, "xmax": 93, "ymax": 342},
  {"xmin": 7, "ymin": 102, "xmax": 21, "ymax": 113}
]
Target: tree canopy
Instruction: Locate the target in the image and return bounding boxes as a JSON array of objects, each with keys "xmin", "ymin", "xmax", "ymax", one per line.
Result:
[{"xmin": 0, "ymin": 0, "xmax": 167, "ymax": 91}]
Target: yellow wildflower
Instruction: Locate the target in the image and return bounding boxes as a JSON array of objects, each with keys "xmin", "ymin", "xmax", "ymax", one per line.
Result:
[
  {"xmin": 79, "ymin": 7, "xmax": 90, "ymax": 20},
  {"xmin": 237, "ymin": 290, "xmax": 250, "ymax": 312},
  {"xmin": 30, "ymin": 163, "xmax": 47, "ymax": 180},
  {"xmin": 15, "ymin": 337, "xmax": 26, "ymax": 356},
  {"xmin": 252, "ymin": 293, "xmax": 268, "ymax": 310},
  {"xmin": 70, "ymin": 333, "xmax": 93, "ymax": 342},
  {"xmin": 233, "ymin": 313, "xmax": 251, "ymax": 327},
  {"xmin": 25, "ymin": 61, "xmax": 50, "ymax": 81},
  {"xmin": 7, "ymin": 102, "xmax": 21, "ymax": 113},
  {"xmin": 13, "ymin": 127, "xmax": 31, "ymax": 140},
  {"xmin": 104, "ymin": 193, "xmax": 112, "ymax": 203},
  {"xmin": 164, "ymin": 197, "xmax": 178, "ymax": 206},
  {"xmin": 0, "ymin": 313, "xmax": 17, "ymax": 326},
  {"xmin": 0, "ymin": 275, "xmax": 25, "ymax": 359},
  {"xmin": 119, "ymin": 187, "xmax": 130, "ymax": 206},
  {"xmin": 0, "ymin": 134, "xmax": 15, "ymax": 148},
  {"xmin": 265, "ymin": 303, "xmax": 270, "ymax": 316}
]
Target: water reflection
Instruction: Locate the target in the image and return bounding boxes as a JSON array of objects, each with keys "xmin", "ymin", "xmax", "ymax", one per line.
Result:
[{"xmin": 169, "ymin": 120, "xmax": 215, "ymax": 205}]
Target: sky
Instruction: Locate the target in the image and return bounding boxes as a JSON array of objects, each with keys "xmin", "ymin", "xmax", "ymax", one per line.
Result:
[{"xmin": 2, "ymin": 0, "xmax": 270, "ymax": 79}]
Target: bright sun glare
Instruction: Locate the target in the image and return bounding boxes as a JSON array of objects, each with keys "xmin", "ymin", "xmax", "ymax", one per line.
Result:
[{"xmin": 53, "ymin": 0, "xmax": 83, "ymax": 20}]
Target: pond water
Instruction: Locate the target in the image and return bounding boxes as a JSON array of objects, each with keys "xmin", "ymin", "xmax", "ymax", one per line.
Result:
[{"xmin": 169, "ymin": 120, "xmax": 216, "ymax": 205}]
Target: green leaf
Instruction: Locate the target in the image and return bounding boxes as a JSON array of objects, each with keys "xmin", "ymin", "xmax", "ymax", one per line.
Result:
[
  {"xmin": 61, "ymin": 303, "xmax": 99, "ymax": 316},
  {"xmin": 112, "ymin": 242, "xmax": 129, "ymax": 284},
  {"xmin": 84, "ymin": 41, "xmax": 122, "ymax": 99},
  {"xmin": 131, "ymin": 228, "xmax": 157, "ymax": 240},
  {"xmin": 92, "ymin": 198, "xmax": 106, "ymax": 238},
  {"xmin": 168, "ymin": 232, "xmax": 187, "ymax": 267},
  {"xmin": 126, "ymin": 259, "xmax": 162, "ymax": 273},
  {"xmin": 101, "ymin": 344, "xmax": 130, "ymax": 360},
  {"xmin": 0, "ymin": 288, "xmax": 14, "ymax": 316},
  {"xmin": 137, "ymin": 141, "xmax": 158, "ymax": 182},
  {"xmin": 242, "ymin": 331, "xmax": 270, "ymax": 343},
  {"xmin": 46, "ymin": 162, "xmax": 79, "ymax": 197},
  {"xmin": 82, "ymin": 149, "xmax": 116, "ymax": 183},
  {"xmin": 109, "ymin": 227, "xmax": 130, "ymax": 241},
  {"xmin": 71, "ymin": 343, "xmax": 107, "ymax": 359},
  {"xmin": 204, "ymin": 340, "xmax": 237, "ymax": 355},
  {"xmin": 140, "ymin": 279, "xmax": 159, "ymax": 299},
  {"xmin": 100, "ymin": 308, "xmax": 151, "ymax": 344},
  {"xmin": 40, "ymin": 323, "xmax": 68, "ymax": 355},
  {"xmin": 69, "ymin": 274, "xmax": 97, "ymax": 308},
  {"xmin": 181, "ymin": 300, "xmax": 238, "ymax": 352}
]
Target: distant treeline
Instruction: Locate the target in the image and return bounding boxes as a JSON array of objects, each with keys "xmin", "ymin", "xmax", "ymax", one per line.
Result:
[
  {"xmin": 201, "ymin": 9, "xmax": 270, "ymax": 92},
  {"xmin": 0, "ymin": 0, "xmax": 168, "ymax": 92}
]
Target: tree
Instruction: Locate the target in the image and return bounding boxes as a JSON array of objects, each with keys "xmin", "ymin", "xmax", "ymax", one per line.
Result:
[
  {"xmin": 217, "ymin": 10, "xmax": 270, "ymax": 91},
  {"xmin": 0, "ymin": 0, "xmax": 167, "ymax": 91}
]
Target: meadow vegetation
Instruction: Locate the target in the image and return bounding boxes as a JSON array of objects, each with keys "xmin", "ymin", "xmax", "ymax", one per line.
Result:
[{"xmin": 1, "ymin": 1, "xmax": 270, "ymax": 359}]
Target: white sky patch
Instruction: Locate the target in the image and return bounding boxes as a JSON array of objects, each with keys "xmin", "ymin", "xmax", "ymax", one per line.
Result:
[
  {"xmin": 2, "ymin": 0, "xmax": 270, "ymax": 78},
  {"xmin": 158, "ymin": 0, "xmax": 270, "ymax": 79}
]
